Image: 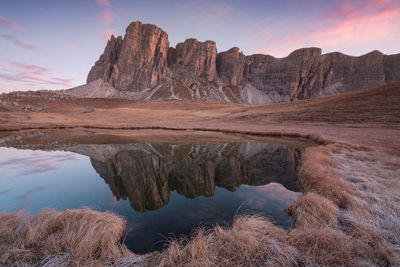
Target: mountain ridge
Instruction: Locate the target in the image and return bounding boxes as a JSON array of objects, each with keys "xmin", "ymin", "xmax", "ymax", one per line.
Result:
[{"xmin": 69, "ymin": 21, "xmax": 400, "ymax": 103}]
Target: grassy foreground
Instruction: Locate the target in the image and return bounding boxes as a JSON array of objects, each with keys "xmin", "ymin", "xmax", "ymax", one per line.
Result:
[{"xmin": 1, "ymin": 83, "xmax": 400, "ymax": 266}]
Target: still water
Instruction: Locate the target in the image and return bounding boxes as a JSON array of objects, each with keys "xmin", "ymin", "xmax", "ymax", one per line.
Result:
[{"xmin": 0, "ymin": 142, "xmax": 302, "ymax": 254}]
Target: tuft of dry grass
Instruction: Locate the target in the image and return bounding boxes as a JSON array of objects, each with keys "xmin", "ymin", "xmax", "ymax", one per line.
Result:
[
  {"xmin": 0, "ymin": 208, "xmax": 138, "ymax": 266},
  {"xmin": 288, "ymin": 192, "xmax": 338, "ymax": 228},
  {"xmin": 288, "ymin": 227, "xmax": 354, "ymax": 266},
  {"xmin": 151, "ymin": 216, "xmax": 300, "ymax": 267},
  {"xmin": 297, "ymin": 144, "xmax": 354, "ymax": 208}
]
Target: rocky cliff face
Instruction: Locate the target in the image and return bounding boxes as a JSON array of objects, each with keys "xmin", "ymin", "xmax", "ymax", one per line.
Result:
[
  {"xmin": 87, "ymin": 35, "xmax": 123, "ymax": 84},
  {"xmin": 82, "ymin": 21, "xmax": 400, "ymax": 103},
  {"xmin": 88, "ymin": 22, "xmax": 170, "ymax": 91},
  {"xmin": 168, "ymin": 39, "xmax": 217, "ymax": 83}
]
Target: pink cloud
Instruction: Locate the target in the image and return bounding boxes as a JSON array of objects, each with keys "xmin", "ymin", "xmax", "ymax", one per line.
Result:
[
  {"xmin": 1, "ymin": 34, "xmax": 35, "ymax": 50},
  {"xmin": 0, "ymin": 60, "xmax": 74, "ymax": 88},
  {"xmin": 250, "ymin": 0, "xmax": 400, "ymax": 57},
  {"xmin": 307, "ymin": 4, "xmax": 400, "ymax": 48},
  {"xmin": 0, "ymin": 153, "xmax": 76, "ymax": 178},
  {"xmin": 0, "ymin": 16, "xmax": 21, "ymax": 31},
  {"xmin": 51, "ymin": 77, "xmax": 74, "ymax": 84},
  {"xmin": 95, "ymin": 0, "xmax": 111, "ymax": 6},
  {"xmin": 99, "ymin": 9, "xmax": 114, "ymax": 24},
  {"xmin": 94, "ymin": 1, "xmax": 114, "ymax": 40},
  {"xmin": 7, "ymin": 61, "xmax": 50, "ymax": 73}
]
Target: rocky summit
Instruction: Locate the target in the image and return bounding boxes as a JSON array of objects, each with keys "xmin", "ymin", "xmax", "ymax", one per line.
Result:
[{"xmin": 70, "ymin": 21, "xmax": 400, "ymax": 103}]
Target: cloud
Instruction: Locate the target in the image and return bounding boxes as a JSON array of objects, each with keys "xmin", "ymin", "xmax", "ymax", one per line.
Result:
[
  {"xmin": 15, "ymin": 186, "xmax": 46, "ymax": 200},
  {"xmin": 1, "ymin": 34, "xmax": 36, "ymax": 50},
  {"xmin": 307, "ymin": 3, "xmax": 400, "ymax": 48},
  {"xmin": 0, "ymin": 16, "xmax": 21, "ymax": 31},
  {"xmin": 7, "ymin": 61, "xmax": 50, "ymax": 74},
  {"xmin": 0, "ymin": 189, "xmax": 11, "ymax": 195},
  {"xmin": 95, "ymin": 3, "xmax": 115, "ymax": 39},
  {"xmin": 98, "ymin": 9, "xmax": 114, "ymax": 24},
  {"xmin": 249, "ymin": 0, "xmax": 400, "ymax": 57},
  {"xmin": 0, "ymin": 60, "xmax": 74, "ymax": 88},
  {"xmin": 95, "ymin": 0, "xmax": 111, "ymax": 6},
  {"xmin": 0, "ymin": 153, "xmax": 77, "ymax": 177}
]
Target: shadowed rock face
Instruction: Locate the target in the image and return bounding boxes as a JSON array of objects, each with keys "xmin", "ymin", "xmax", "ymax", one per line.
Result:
[
  {"xmin": 83, "ymin": 21, "xmax": 400, "ymax": 103},
  {"xmin": 75, "ymin": 142, "xmax": 302, "ymax": 212},
  {"xmin": 86, "ymin": 35, "xmax": 123, "ymax": 84}
]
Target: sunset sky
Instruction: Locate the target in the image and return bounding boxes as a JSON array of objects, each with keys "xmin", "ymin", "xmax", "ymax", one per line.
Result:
[{"xmin": 1, "ymin": 0, "xmax": 399, "ymax": 92}]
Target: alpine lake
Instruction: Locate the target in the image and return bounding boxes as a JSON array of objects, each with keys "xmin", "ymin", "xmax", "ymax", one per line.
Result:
[{"xmin": 0, "ymin": 129, "xmax": 313, "ymax": 254}]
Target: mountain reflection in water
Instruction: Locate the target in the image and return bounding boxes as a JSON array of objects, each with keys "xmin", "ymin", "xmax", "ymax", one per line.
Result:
[
  {"xmin": 72, "ymin": 142, "xmax": 301, "ymax": 212},
  {"xmin": 0, "ymin": 141, "xmax": 303, "ymax": 254}
]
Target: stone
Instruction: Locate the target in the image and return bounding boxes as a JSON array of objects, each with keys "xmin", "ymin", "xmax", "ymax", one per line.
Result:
[
  {"xmin": 88, "ymin": 21, "xmax": 170, "ymax": 92},
  {"xmin": 82, "ymin": 21, "xmax": 400, "ymax": 103},
  {"xmin": 216, "ymin": 47, "xmax": 246, "ymax": 86},
  {"xmin": 87, "ymin": 34, "xmax": 122, "ymax": 83},
  {"xmin": 168, "ymin": 38, "xmax": 217, "ymax": 83}
]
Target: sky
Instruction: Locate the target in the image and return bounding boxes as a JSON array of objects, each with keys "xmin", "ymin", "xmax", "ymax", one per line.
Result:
[{"xmin": 0, "ymin": 0, "xmax": 399, "ymax": 93}]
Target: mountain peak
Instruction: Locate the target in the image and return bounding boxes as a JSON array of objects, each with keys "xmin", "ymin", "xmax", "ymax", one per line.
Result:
[{"xmin": 84, "ymin": 21, "xmax": 400, "ymax": 103}]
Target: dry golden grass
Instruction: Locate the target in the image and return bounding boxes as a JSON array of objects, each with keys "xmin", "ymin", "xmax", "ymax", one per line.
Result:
[
  {"xmin": 288, "ymin": 192, "xmax": 338, "ymax": 228},
  {"xmin": 150, "ymin": 216, "xmax": 300, "ymax": 267},
  {"xmin": 288, "ymin": 227, "xmax": 354, "ymax": 266},
  {"xmin": 0, "ymin": 208, "xmax": 138, "ymax": 266},
  {"xmin": 297, "ymin": 144, "xmax": 354, "ymax": 208},
  {"xmin": 1, "ymin": 82, "xmax": 400, "ymax": 132}
]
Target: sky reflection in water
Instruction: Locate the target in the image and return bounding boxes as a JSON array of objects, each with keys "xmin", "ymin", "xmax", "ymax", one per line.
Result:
[{"xmin": 0, "ymin": 142, "xmax": 301, "ymax": 254}]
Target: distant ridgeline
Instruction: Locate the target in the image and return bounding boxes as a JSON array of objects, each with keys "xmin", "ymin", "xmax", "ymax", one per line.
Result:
[{"xmin": 68, "ymin": 21, "xmax": 400, "ymax": 103}]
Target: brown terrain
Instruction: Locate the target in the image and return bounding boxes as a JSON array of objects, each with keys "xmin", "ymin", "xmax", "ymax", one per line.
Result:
[{"xmin": 0, "ymin": 82, "xmax": 399, "ymax": 266}]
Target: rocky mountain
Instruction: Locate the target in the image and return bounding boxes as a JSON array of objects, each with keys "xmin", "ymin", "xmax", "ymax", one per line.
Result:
[
  {"xmin": 70, "ymin": 142, "xmax": 302, "ymax": 212},
  {"xmin": 68, "ymin": 21, "xmax": 400, "ymax": 103}
]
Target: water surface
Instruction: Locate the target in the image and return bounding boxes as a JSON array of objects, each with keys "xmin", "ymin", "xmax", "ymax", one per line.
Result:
[{"xmin": 0, "ymin": 142, "xmax": 302, "ymax": 254}]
